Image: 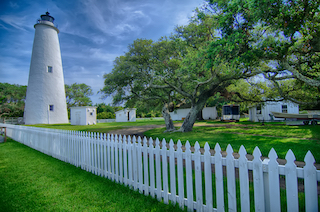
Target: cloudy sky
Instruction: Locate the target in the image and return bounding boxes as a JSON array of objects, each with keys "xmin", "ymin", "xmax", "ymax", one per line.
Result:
[{"xmin": 0, "ymin": 0, "xmax": 205, "ymax": 105}]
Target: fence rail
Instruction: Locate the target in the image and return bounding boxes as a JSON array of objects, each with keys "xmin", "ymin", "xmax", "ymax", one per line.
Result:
[{"xmin": 1, "ymin": 123, "xmax": 319, "ymax": 211}]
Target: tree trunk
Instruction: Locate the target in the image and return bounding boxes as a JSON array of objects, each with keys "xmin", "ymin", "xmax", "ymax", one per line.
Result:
[
  {"xmin": 162, "ymin": 103, "xmax": 175, "ymax": 132},
  {"xmin": 178, "ymin": 99, "xmax": 207, "ymax": 132}
]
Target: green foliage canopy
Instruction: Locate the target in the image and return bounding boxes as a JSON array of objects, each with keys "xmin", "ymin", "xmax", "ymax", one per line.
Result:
[
  {"xmin": 0, "ymin": 83, "xmax": 27, "ymax": 117},
  {"xmin": 65, "ymin": 83, "xmax": 93, "ymax": 108}
]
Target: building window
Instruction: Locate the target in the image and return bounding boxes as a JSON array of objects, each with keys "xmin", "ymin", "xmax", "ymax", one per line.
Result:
[
  {"xmin": 90, "ymin": 112, "xmax": 93, "ymax": 116},
  {"xmin": 47, "ymin": 66, "xmax": 53, "ymax": 73},
  {"xmin": 49, "ymin": 105, "xmax": 54, "ymax": 111},
  {"xmin": 282, "ymin": 105, "xmax": 288, "ymax": 113}
]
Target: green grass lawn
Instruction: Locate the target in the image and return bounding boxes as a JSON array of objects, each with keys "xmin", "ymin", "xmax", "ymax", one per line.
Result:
[
  {"xmin": 27, "ymin": 119, "xmax": 320, "ymax": 162},
  {"xmin": 0, "ymin": 138, "xmax": 183, "ymax": 212},
  {"xmin": 144, "ymin": 120, "xmax": 320, "ymax": 163},
  {"xmin": 27, "ymin": 119, "xmax": 166, "ymax": 134}
]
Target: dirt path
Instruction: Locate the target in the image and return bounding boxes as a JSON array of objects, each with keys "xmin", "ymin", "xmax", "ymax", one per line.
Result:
[{"xmin": 107, "ymin": 123, "xmax": 320, "ymax": 169}]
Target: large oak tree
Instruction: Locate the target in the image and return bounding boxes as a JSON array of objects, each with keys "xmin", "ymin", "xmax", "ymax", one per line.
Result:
[{"xmin": 102, "ymin": 0, "xmax": 320, "ymax": 132}]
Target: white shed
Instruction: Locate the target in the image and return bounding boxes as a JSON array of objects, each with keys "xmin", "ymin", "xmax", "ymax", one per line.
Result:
[
  {"xmin": 249, "ymin": 101, "xmax": 299, "ymax": 122},
  {"xmin": 170, "ymin": 107, "xmax": 217, "ymax": 121},
  {"xmin": 115, "ymin": 108, "xmax": 136, "ymax": 122},
  {"xmin": 70, "ymin": 106, "xmax": 97, "ymax": 125}
]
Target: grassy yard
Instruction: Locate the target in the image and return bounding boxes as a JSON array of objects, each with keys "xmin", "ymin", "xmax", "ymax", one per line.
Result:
[
  {"xmin": 0, "ymin": 138, "xmax": 183, "ymax": 212},
  {"xmin": 27, "ymin": 119, "xmax": 320, "ymax": 162},
  {"xmin": 27, "ymin": 119, "xmax": 165, "ymax": 133},
  {"xmin": 144, "ymin": 120, "xmax": 320, "ymax": 163}
]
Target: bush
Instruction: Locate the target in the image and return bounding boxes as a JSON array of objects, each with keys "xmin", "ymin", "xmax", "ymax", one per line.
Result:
[{"xmin": 97, "ymin": 112, "xmax": 115, "ymax": 119}]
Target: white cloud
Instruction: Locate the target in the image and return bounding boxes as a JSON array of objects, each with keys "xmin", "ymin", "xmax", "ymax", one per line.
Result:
[
  {"xmin": 0, "ymin": 15, "xmax": 29, "ymax": 31},
  {"xmin": 81, "ymin": 0, "xmax": 152, "ymax": 38},
  {"xmin": 89, "ymin": 48, "xmax": 119, "ymax": 63}
]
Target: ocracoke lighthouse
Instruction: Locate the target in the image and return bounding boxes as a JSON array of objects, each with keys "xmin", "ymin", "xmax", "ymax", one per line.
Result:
[{"xmin": 24, "ymin": 12, "xmax": 68, "ymax": 124}]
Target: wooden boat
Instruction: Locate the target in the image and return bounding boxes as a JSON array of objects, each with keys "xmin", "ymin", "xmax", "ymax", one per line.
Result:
[{"xmin": 271, "ymin": 111, "xmax": 319, "ymax": 125}]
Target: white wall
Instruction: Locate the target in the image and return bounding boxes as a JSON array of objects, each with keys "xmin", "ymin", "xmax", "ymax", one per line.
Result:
[
  {"xmin": 249, "ymin": 101, "xmax": 299, "ymax": 122},
  {"xmin": 202, "ymin": 107, "xmax": 217, "ymax": 120},
  {"xmin": 170, "ymin": 108, "xmax": 191, "ymax": 121},
  {"xmin": 70, "ymin": 106, "xmax": 96, "ymax": 125},
  {"xmin": 170, "ymin": 107, "xmax": 217, "ymax": 121},
  {"xmin": 115, "ymin": 109, "xmax": 136, "ymax": 122},
  {"xmin": 24, "ymin": 20, "xmax": 68, "ymax": 124}
]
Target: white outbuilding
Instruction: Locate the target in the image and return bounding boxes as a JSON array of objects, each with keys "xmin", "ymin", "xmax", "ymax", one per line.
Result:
[
  {"xmin": 249, "ymin": 101, "xmax": 299, "ymax": 122},
  {"xmin": 115, "ymin": 108, "xmax": 136, "ymax": 122},
  {"xmin": 70, "ymin": 106, "xmax": 97, "ymax": 125},
  {"xmin": 170, "ymin": 107, "xmax": 217, "ymax": 121}
]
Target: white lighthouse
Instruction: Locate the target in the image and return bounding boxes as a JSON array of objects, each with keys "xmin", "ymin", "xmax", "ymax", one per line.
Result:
[{"xmin": 24, "ymin": 12, "xmax": 68, "ymax": 125}]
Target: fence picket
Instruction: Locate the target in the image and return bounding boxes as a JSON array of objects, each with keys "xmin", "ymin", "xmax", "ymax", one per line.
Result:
[
  {"xmin": 267, "ymin": 148, "xmax": 280, "ymax": 212},
  {"xmin": 137, "ymin": 137, "xmax": 143, "ymax": 193},
  {"xmin": 143, "ymin": 137, "xmax": 149, "ymax": 195},
  {"xmin": 226, "ymin": 144, "xmax": 236, "ymax": 212},
  {"xmin": 123, "ymin": 135, "xmax": 128, "ymax": 185},
  {"xmin": 162, "ymin": 138, "xmax": 169, "ymax": 204},
  {"xmin": 115, "ymin": 135, "xmax": 119, "ymax": 182},
  {"xmin": 111, "ymin": 134, "xmax": 115, "ymax": 181},
  {"xmin": 119, "ymin": 135, "xmax": 123, "ymax": 184},
  {"xmin": 94, "ymin": 132, "xmax": 97, "ymax": 175},
  {"xmin": 215, "ymin": 143, "xmax": 225, "ymax": 212},
  {"xmin": 285, "ymin": 149, "xmax": 298, "ymax": 212},
  {"xmin": 194, "ymin": 141, "xmax": 203, "ymax": 211},
  {"xmin": 204, "ymin": 143, "xmax": 213, "ymax": 212},
  {"xmin": 97, "ymin": 133, "xmax": 101, "ymax": 176},
  {"xmin": 155, "ymin": 138, "xmax": 162, "ymax": 201},
  {"xmin": 169, "ymin": 139, "xmax": 176, "ymax": 204},
  {"xmin": 104, "ymin": 133, "xmax": 107, "ymax": 178},
  {"xmin": 149, "ymin": 137, "xmax": 155, "ymax": 198},
  {"xmin": 239, "ymin": 145, "xmax": 250, "ymax": 212},
  {"xmin": 304, "ymin": 151, "xmax": 318, "ymax": 212},
  {"xmin": 185, "ymin": 141, "xmax": 193, "ymax": 210},
  {"xmin": 252, "ymin": 147, "xmax": 265, "ymax": 212},
  {"xmin": 132, "ymin": 136, "xmax": 138, "ymax": 191},
  {"xmin": 177, "ymin": 140, "xmax": 184, "ymax": 209},
  {"xmin": 128, "ymin": 136, "xmax": 133, "ymax": 187},
  {"xmin": 107, "ymin": 134, "xmax": 111, "ymax": 179}
]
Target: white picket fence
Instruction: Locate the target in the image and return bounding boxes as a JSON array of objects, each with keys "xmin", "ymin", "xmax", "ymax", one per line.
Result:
[{"xmin": 1, "ymin": 123, "xmax": 319, "ymax": 211}]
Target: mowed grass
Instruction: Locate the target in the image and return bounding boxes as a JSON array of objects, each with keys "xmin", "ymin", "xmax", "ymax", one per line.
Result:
[
  {"xmin": 144, "ymin": 120, "xmax": 320, "ymax": 163},
  {"xmin": 27, "ymin": 119, "xmax": 166, "ymax": 134},
  {"xmin": 28, "ymin": 119, "xmax": 320, "ymax": 162},
  {"xmin": 0, "ymin": 139, "xmax": 184, "ymax": 212}
]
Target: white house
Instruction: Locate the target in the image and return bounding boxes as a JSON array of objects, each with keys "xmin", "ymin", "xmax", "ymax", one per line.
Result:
[
  {"xmin": 249, "ymin": 101, "xmax": 299, "ymax": 122},
  {"xmin": 115, "ymin": 108, "xmax": 136, "ymax": 122},
  {"xmin": 70, "ymin": 106, "xmax": 97, "ymax": 125},
  {"xmin": 170, "ymin": 107, "xmax": 217, "ymax": 121}
]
